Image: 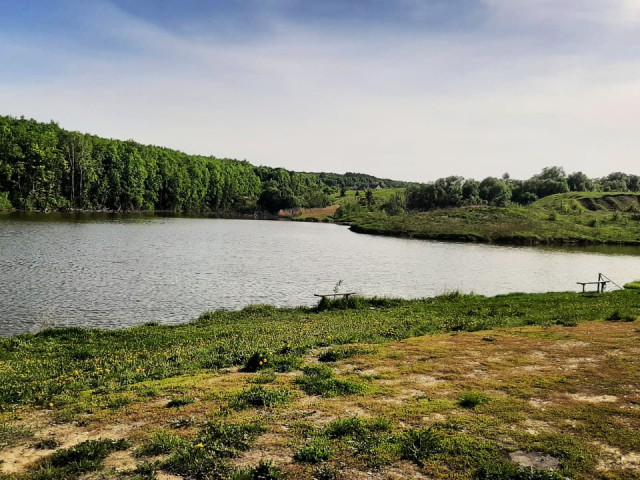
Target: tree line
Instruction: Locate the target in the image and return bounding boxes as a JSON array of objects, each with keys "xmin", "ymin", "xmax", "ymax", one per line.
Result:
[
  {"xmin": 0, "ymin": 115, "xmax": 408, "ymax": 213},
  {"xmin": 405, "ymin": 167, "xmax": 640, "ymax": 211}
]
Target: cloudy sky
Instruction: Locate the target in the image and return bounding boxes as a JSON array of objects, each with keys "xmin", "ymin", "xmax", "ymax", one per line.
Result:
[{"xmin": 1, "ymin": 0, "xmax": 639, "ymax": 182}]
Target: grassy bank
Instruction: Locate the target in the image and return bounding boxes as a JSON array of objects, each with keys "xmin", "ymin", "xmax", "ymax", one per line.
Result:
[
  {"xmin": 1, "ymin": 290, "xmax": 639, "ymax": 479},
  {"xmin": 342, "ymin": 193, "xmax": 640, "ymax": 245}
]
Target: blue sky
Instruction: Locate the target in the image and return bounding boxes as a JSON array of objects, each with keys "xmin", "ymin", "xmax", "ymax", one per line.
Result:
[{"xmin": 1, "ymin": 0, "xmax": 639, "ymax": 181}]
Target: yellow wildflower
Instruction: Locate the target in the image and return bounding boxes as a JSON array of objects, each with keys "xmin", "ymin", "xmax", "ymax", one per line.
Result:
[{"xmin": 195, "ymin": 443, "xmax": 204, "ymax": 449}]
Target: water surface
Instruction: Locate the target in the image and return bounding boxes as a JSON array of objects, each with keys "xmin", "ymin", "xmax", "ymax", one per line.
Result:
[{"xmin": 2, "ymin": 213, "xmax": 640, "ymax": 336}]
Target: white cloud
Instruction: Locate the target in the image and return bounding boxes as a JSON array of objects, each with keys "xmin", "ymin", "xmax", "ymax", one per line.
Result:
[{"xmin": 1, "ymin": 0, "xmax": 639, "ymax": 181}]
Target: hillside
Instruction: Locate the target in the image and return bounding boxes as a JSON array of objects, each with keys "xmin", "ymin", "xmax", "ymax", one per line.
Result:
[
  {"xmin": 533, "ymin": 192, "xmax": 640, "ymax": 212},
  {"xmin": 341, "ymin": 192, "xmax": 640, "ymax": 246}
]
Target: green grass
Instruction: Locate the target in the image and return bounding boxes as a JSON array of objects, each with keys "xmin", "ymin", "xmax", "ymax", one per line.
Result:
[
  {"xmin": 1, "ymin": 290, "xmax": 639, "ymax": 410},
  {"xmin": 344, "ymin": 192, "xmax": 640, "ymax": 245},
  {"xmin": 294, "ymin": 365, "xmax": 368, "ymax": 397}
]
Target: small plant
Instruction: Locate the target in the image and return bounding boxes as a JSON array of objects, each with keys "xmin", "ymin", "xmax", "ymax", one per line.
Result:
[
  {"xmin": 251, "ymin": 372, "xmax": 277, "ymax": 384},
  {"xmin": 166, "ymin": 396, "xmax": 195, "ymax": 408},
  {"xmin": 268, "ymin": 354, "xmax": 304, "ymax": 372},
  {"xmin": 244, "ymin": 351, "xmax": 272, "ymax": 372},
  {"xmin": 48, "ymin": 438, "xmax": 131, "ymax": 474},
  {"xmin": 232, "ymin": 386, "xmax": 291, "ymax": 409},
  {"xmin": 136, "ymin": 430, "xmax": 186, "ymax": 457},
  {"xmin": 400, "ymin": 428, "xmax": 444, "ymax": 466},
  {"xmin": 459, "ymin": 391, "xmax": 491, "ymax": 409},
  {"xmin": 313, "ymin": 464, "xmax": 341, "ymax": 480},
  {"xmin": 294, "ymin": 365, "xmax": 367, "ymax": 397},
  {"xmin": 606, "ymin": 310, "xmax": 637, "ymax": 322},
  {"xmin": 32, "ymin": 438, "xmax": 60, "ymax": 450},
  {"xmin": 236, "ymin": 460, "xmax": 286, "ymax": 480},
  {"xmin": 476, "ymin": 460, "xmax": 565, "ymax": 479},
  {"xmin": 294, "ymin": 439, "xmax": 334, "ymax": 463},
  {"xmin": 198, "ymin": 422, "xmax": 266, "ymax": 455},
  {"xmin": 318, "ymin": 345, "xmax": 376, "ymax": 363}
]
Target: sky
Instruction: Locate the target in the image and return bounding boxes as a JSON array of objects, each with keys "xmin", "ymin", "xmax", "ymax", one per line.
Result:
[{"xmin": 1, "ymin": 0, "xmax": 639, "ymax": 182}]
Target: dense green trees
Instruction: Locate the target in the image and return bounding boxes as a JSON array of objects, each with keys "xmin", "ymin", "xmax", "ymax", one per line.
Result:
[
  {"xmin": 0, "ymin": 115, "xmax": 407, "ymax": 213},
  {"xmin": 406, "ymin": 167, "xmax": 639, "ymax": 212}
]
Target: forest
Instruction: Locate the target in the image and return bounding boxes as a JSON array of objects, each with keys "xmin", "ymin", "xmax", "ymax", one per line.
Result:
[
  {"xmin": 0, "ymin": 115, "xmax": 407, "ymax": 213},
  {"xmin": 1, "ymin": 114, "xmax": 638, "ymax": 214}
]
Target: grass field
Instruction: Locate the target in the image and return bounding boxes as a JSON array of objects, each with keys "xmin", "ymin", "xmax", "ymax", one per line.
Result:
[
  {"xmin": 341, "ymin": 192, "xmax": 640, "ymax": 245},
  {"xmin": 1, "ymin": 290, "xmax": 639, "ymax": 479}
]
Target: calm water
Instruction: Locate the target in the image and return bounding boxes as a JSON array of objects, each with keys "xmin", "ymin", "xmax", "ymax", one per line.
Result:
[{"xmin": 2, "ymin": 213, "xmax": 640, "ymax": 337}]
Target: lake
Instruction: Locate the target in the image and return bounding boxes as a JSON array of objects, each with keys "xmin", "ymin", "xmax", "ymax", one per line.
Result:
[{"xmin": 2, "ymin": 212, "xmax": 640, "ymax": 337}]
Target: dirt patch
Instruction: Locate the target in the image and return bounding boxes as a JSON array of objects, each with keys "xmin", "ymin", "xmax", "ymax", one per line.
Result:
[
  {"xmin": 0, "ymin": 421, "xmax": 138, "ymax": 475},
  {"xmin": 231, "ymin": 433, "xmax": 293, "ymax": 469},
  {"xmin": 103, "ymin": 450, "xmax": 139, "ymax": 472},
  {"xmin": 509, "ymin": 451, "xmax": 561, "ymax": 470},
  {"xmin": 568, "ymin": 394, "xmax": 618, "ymax": 403},
  {"xmin": 596, "ymin": 443, "xmax": 640, "ymax": 471}
]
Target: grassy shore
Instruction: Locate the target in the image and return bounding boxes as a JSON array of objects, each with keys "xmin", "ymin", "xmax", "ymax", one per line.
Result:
[
  {"xmin": 1, "ymin": 290, "xmax": 639, "ymax": 479},
  {"xmin": 306, "ymin": 192, "xmax": 640, "ymax": 246}
]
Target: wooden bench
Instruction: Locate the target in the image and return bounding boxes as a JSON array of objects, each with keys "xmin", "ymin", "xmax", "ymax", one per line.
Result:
[
  {"xmin": 314, "ymin": 292, "xmax": 356, "ymax": 301},
  {"xmin": 576, "ymin": 281, "xmax": 609, "ymax": 293}
]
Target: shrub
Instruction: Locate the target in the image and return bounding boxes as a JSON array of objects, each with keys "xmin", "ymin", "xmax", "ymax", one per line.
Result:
[
  {"xmin": 294, "ymin": 440, "xmax": 334, "ymax": 463},
  {"xmin": 136, "ymin": 430, "xmax": 186, "ymax": 457},
  {"xmin": 459, "ymin": 391, "xmax": 491, "ymax": 409},
  {"xmin": 606, "ymin": 310, "xmax": 637, "ymax": 322},
  {"xmin": 244, "ymin": 351, "xmax": 272, "ymax": 372},
  {"xmin": 400, "ymin": 428, "xmax": 444, "ymax": 466},
  {"xmin": 166, "ymin": 396, "xmax": 195, "ymax": 408}
]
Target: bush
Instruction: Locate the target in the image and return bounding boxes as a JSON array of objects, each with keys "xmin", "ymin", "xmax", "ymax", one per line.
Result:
[
  {"xmin": 459, "ymin": 391, "xmax": 491, "ymax": 409},
  {"xmin": 400, "ymin": 428, "xmax": 444, "ymax": 466},
  {"xmin": 294, "ymin": 440, "xmax": 334, "ymax": 463},
  {"xmin": 166, "ymin": 396, "xmax": 195, "ymax": 408},
  {"xmin": 136, "ymin": 430, "xmax": 186, "ymax": 457},
  {"xmin": 244, "ymin": 351, "xmax": 273, "ymax": 372},
  {"xmin": 606, "ymin": 310, "xmax": 637, "ymax": 322}
]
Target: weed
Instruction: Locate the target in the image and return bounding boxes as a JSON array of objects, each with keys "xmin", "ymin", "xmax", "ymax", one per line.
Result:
[
  {"xmin": 606, "ymin": 310, "xmax": 637, "ymax": 322},
  {"xmin": 313, "ymin": 464, "xmax": 341, "ymax": 480},
  {"xmin": 166, "ymin": 396, "xmax": 195, "ymax": 408},
  {"xmin": 233, "ymin": 460, "xmax": 286, "ymax": 480},
  {"xmin": 45, "ymin": 438, "xmax": 130, "ymax": 474},
  {"xmin": 459, "ymin": 391, "xmax": 491, "ymax": 409},
  {"xmin": 295, "ymin": 365, "xmax": 368, "ymax": 397},
  {"xmin": 136, "ymin": 430, "xmax": 186, "ymax": 457},
  {"xmin": 197, "ymin": 421, "xmax": 266, "ymax": 456},
  {"xmin": 267, "ymin": 354, "xmax": 304, "ymax": 372},
  {"xmin": 318, "ymin": 345, "xmax": 376, "ymax": 362},
  {"xmin": 476, "ymin": 460, "xmax": 564, "ymax": 479},
  {"xmin": 251, "ymin": 372, "xmax": 277, "ymax": 384},
  {"xmin": 244, "ymin": 351, "xmax": 273, "ymax": 372},
  {"xmin": 32, "ymin": 438, "xmax": 60, "ymax": 450},
  {"xmin": 232, "ymin": 386, "xmax": 291, "ymax": 409},
  {"xmin": 294, "ymin": 439, "xmax": 334, "ymax": 463},
  {"xmin": 400, "ymin": 428, "xmax": 444, "ymax": 466}
]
